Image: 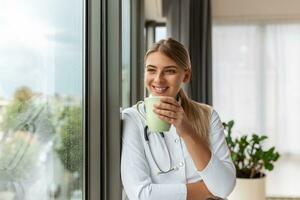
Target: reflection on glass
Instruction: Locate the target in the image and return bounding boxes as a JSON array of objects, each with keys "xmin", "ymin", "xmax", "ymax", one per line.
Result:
[{"xmin": 0, "ymin": 1, "xmax": 84, "ymax": 199}]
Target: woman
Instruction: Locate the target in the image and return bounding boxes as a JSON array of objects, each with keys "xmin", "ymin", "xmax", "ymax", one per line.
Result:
[{"xmin": 121, "ymin": 38, "xmax": 236, "ymax": 200}]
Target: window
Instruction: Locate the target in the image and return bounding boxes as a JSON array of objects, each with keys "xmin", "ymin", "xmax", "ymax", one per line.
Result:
[
  {"xmin": 213, "ymin": 23, "xmax": 300, "ymax": 154},
  {"xmin": 122, "ymin": 0, "xmax": 131, "ymax": 108},
  {"xmin": 0, "ymin": 1, "xmax": 85, "ymax": 199},
  {"xmin": 155, "ymin": 26, "xmax": 167, "ymax": 42},
  {"xmin": 213, "ymin": 22, "xmax": 300, "ymax": 197},
  {"xmin": 145, "ymin": 22, "xmax": 167, "ymax": 50}
]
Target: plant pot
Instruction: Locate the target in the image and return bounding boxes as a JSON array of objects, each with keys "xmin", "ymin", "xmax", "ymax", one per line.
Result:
[{"xmin": 228, "ymin": 176, "xmax": 266, "ymax": 200}]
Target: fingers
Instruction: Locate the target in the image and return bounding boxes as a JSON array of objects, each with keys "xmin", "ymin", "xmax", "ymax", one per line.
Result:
[
  {"xmin": 153, "ymin": 101, "xmax": 178, "ymax": 112},
  {"xmin": 156, "ymin": 114, "xmax": 175, "ymax": 124},
  {"xmin": 153, "ymin": 108, "xmax": 177, "ymax": 119},
  {"xmin": 152, "ymin": 96, "xmax": 182, "ymax": 123},
  {"xmin": 159, "ymin": 96, "xmax": 180, "ymax": 107}
]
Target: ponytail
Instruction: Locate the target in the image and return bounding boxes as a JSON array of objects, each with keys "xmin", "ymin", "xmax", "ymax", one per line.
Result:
[{"xmin": 178, "ymin": 88, "xmax": 211, "ymax": 146}]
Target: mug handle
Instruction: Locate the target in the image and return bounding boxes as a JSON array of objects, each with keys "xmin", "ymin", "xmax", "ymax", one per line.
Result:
[{"xmin": 136, "ymin": 101, "xmax": 146, "ymax": 121}]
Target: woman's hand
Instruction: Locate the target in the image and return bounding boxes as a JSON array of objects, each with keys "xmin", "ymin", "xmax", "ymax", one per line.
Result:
[
  {"xmin": 186, "ymin": 181, "xmax": 216, "ymax": 200},
  {"xmin": 154, "ymin": 96, "xmax": 212, "ymax": 172},
  {"xmin": 153, "ymin": 96, "xmax": 194, "ymax": 137}
]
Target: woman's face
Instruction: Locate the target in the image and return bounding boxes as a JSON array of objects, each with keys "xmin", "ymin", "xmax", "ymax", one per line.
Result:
[{"xmin": 145, "ymin": 51, "xmax": 190, "ymax": 98}]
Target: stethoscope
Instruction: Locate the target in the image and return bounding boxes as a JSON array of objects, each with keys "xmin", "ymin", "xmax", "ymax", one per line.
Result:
[{"xmin": 136, "ymin": 101, "xmax": 178, "ymax": 175}]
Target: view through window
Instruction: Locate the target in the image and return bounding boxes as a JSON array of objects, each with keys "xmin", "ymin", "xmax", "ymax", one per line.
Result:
[{"xmin": 0, "ymin": 1, "xmax": 85, "ymax": 199}]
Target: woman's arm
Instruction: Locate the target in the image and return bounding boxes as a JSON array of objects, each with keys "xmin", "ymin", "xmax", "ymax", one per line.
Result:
[
  {"xmin": 182, "ymin": 130, "xmax": 221, "ymax": 200},
  {"xmin": 182, "ymin": 110, "xmax": 236, "ymax": 199},
  {"xmin": 153, "ymin": 98, "xmax": 236, "ymax": 199},
  {"xmin": 180, "ymin": 125, "xmax": 212, "ymax": 171}
]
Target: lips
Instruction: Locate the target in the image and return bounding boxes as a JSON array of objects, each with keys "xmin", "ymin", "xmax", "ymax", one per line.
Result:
[{"xmin": 151, "ymin": 86, "xmax": 169, "ymax": 94}]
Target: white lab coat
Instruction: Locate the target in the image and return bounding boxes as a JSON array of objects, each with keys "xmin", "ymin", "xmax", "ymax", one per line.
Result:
[{"xmin": 121, "ymin": 102, "xmax": 236, "ymax": 200}]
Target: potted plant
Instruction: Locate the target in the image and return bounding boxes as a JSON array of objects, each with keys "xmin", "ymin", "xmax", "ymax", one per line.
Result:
[{"xmin": 223, "ymin": 120, "xmax": 280, "ymax": 200}]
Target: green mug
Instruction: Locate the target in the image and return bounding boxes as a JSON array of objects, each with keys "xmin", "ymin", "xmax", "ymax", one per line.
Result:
[{"xmin": 144, "ymin": 96, "xmax": 171, "ymax": 132}]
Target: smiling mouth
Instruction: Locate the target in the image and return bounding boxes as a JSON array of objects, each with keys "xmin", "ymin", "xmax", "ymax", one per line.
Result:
[{"xmin": 151, "ymin": 86, "xmax": 169, "ymax": 94}]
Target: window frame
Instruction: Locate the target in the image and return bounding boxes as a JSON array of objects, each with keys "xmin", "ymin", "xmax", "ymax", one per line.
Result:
[
  {"xmin": 86, "ymin": 0, "xmax": 122, "ymax": 199},
  {"xmin": 86, "ymin": 0, "xmax": 102, "ymax": 199}
]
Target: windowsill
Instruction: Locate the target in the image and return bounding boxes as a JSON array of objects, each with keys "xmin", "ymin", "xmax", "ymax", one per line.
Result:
[{"xmin": 266, "ymin": 154, "xmax": 300, "ymax": 198}]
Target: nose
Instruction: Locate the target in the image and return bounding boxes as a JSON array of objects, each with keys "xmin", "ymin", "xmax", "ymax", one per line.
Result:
[{"xmin": 153, "ymin": 71, "xmax": 164, "ymax": 83}]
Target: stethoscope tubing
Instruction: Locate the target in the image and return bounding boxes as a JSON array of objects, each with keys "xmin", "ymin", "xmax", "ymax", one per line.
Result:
[
  {"xmin": 143, "ymin": 125, "xmax": 176, "ymax": 175},
  {"xmin": 136, "ymin": 101, "xmax": 176, "ymax": 175}
]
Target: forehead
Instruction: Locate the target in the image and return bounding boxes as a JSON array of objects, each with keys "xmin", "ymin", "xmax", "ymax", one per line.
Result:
[{"xmin": 145, "ymin": 52, "xmax": 178, "ymax": 68}]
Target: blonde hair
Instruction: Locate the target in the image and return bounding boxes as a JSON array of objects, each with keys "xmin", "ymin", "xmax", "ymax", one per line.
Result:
[{"xmin": 145, "ymin": 38, "xmax": 211, "ymax": 145}]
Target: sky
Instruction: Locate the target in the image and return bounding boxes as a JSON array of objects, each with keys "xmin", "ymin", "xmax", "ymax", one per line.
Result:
[{"xmin": 0, "ymin": 0, "xmax": 84, "ymax": 100}]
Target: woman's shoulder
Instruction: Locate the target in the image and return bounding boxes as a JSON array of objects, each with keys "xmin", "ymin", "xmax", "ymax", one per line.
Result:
[
  {"xmin": 122, "ymin": 105, "xmax": 137, "ymax": 116},
  {"xmin": 121, "ymin": 103, "xmax": 146, "ymax": 142},
  {"xmin": 121, "ymin": 102, "xmax": 146, "ymax": 123}
]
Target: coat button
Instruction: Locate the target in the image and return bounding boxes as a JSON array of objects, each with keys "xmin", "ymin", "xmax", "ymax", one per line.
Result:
[
  {"xmin": 179, "ymin": 162, "xmax": 184, "ymax": 167},
  {"xmin": 175, "ymin": 138, "xmax": 180, "ymax": 143}
]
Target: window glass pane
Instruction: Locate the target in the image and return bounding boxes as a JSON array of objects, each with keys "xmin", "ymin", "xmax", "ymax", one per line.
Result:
[
  {"xmin": 212, "ymin": 25, "xmax": 260, "ymax": 132},
  {"xmin": 122, "ymin": 0, "xmax": 131, "ymax": 108},
  {"xmin": 121, "ymin": 0, "xmax": 131, "ymax": 198},
  {"xmin": 155, "ymin": 26, "xmax": 167, "ymax": 42},
  {"xmin": 0, "ymin": 1, "xmax": 85, "ymax": 199}
]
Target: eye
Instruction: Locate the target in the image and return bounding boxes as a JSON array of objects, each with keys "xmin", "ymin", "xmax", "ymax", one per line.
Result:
[
  {"xmin": 146, "ymin": 68, "xmax": 156, "ymax": 73},
  {"xmin": 165, "ymin": 69, "xmax": 176, "ymax": 74}
]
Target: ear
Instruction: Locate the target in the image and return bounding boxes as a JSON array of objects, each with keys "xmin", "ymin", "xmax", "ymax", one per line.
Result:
[{"xmin": 183, "ymin": 68, "xmax": 191, "ymax": 83}]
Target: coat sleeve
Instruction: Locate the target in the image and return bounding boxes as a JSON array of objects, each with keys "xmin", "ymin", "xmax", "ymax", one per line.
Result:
[
  {"xmin": 121, "ymin": 109, "xmax": 187, "ymax": 200},
  {"xmin": 196, "ymin": 109, "xmax": 236, "ymax": 199}
]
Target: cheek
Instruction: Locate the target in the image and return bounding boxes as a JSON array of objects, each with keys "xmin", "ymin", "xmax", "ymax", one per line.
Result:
[
  {"xmin": 145, "ymin": 72, "xmax": 155, "ymax": 80},
  {"xmin": 144, "ymin": 75, "xmax": 151, "ymax": 86},
  {"xmin": 170, "ymin": 76, "xmax": 184, "ymax": 86}
]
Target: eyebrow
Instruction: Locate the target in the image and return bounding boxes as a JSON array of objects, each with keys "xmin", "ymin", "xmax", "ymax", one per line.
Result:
[{"xmin": 146, "ymin": 65, "xmax": 178, "ymax": 69}]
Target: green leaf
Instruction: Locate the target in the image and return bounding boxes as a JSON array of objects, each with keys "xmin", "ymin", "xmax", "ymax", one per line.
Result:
[
  {"xmin": 231, "ymin": 152, "xmax": 238, "ymax": 162},
  {"xmin": 264, "ymin": 163, "xmax": 274, "ymax": 171},
  {"xmin": 228, "ymin": 120, "xmax": 234, "ymax": 128},
  {"xmin": 273, "ymin": 152, "xmax": 280, "ymax": 161},
  {"xmin": 222, "ymin": 120, "xmax": 280, "ymax": 178},
  {"xmin": 259, "ymin": 135, "xmax": 268, "ymax": 141}
]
